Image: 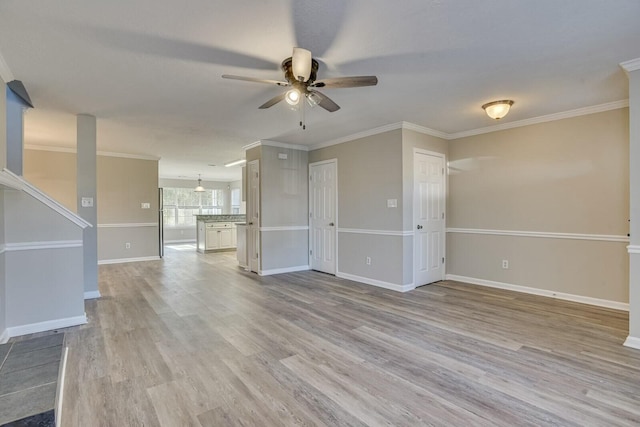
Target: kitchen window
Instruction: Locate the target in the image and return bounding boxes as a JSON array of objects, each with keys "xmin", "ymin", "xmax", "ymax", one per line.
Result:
[{"xmin": 163, "ymin": 187, "xmax": 224, "ymax": 227}]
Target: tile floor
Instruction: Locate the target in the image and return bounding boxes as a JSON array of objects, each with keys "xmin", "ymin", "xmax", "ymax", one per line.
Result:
[{"xmin": 0, "ymin": 334, "xmax": 64, "ymax": 426}]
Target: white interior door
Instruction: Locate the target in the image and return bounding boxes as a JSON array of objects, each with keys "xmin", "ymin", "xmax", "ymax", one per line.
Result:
[
  {"xmin": 309, "ymin": 160, "xmax": 337, "ymax": 274},
  {"xmin": 247, "ymin": 160, "xmax": 260, "ymax": 273},
  {"xmin": 414, "ymin": 150, "xmax": 445, "ymax": 286}
]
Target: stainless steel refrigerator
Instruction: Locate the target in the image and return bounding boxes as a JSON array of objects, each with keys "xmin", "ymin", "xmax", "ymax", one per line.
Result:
[{"xmin": 158, "ymin": 187, "xmax": 164, "ymax": 258}]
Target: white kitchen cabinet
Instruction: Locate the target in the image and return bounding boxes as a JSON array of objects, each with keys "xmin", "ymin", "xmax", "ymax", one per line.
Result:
[{"xmin": 198, "ymin": 221, "xmax": 238, "ymax": 252}]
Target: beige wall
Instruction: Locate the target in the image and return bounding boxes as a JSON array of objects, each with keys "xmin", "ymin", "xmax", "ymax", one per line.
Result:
[
  {"xmin": 447, "ymin": 108, "xmax": 629, "ymax": 303},
  {"xmin": 24, "ymin": 149, "xmax": 160, "ymax": 262},
  {"xmin": 310, "ymin": 129, "xmax": 407, "ymax": 287},
  {"xmin": 310, "ymin": 129, "xmax": 404, "ymax": 230},
  {"xmin": 24, "ymin": 150, "xmax": 77, "ymax": 211}
]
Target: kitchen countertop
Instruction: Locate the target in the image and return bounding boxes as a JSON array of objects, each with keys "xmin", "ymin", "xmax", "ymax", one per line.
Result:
[{"xmin": 195, "ymin": 214, "xmax": 246, "ymax": 223}]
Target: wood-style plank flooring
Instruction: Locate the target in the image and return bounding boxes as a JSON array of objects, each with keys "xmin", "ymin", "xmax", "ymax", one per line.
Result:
[{"xmin": 58, "ymin": 245, "xmax": 640, "ymax": 426}]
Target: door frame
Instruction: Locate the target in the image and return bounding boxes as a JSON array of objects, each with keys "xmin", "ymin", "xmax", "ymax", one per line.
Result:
[
  {"xmin": 308, "ymin": 158, "xmax": 338, "ymax": 274},
  {"xmin": 247, "ymin": 159, "xmax": 260, "ymax": 273},
  {"xmin": 413, "ymin": 148, "xmax": 446, "ymax": 285}
]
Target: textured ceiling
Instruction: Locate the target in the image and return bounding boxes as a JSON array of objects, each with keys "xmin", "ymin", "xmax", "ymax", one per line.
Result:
[{"xmin": 1, "ymin": 0, "xmax": 639, "ymax": 181}]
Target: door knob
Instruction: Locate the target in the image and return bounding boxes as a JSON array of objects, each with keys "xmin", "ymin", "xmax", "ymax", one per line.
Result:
[
  {"xmin": 417, "ymin": 225, "xmax": 423, "ymax": 229},
  {"xmin": 329, "ymin": 222, "xmax": 335, "ymax": 226},
  {"xmin": 248, "ymin": 222, "xmax": 253, "ymax": 225}
]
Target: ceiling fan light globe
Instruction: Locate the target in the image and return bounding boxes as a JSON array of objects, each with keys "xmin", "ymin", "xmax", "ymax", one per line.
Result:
[
  {"xmin": 292, "ymin": 47, "xmax": 312, "ymax": 82},
  {"xmin": 307, "ymin": 92, "xmax": 321, "ymax": 107},
  {"xmin": 285, "ymin": 89, "xmax": 301, "ymax": 105}
]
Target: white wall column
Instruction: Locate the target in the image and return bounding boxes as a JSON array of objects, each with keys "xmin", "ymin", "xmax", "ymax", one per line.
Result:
[
  {"xmin": 622, "ymin": 59, "xmax": 640, "ymax": 349},
  {"xmin": 77, "ymin": 114, "xmax": 100, "ymax": 299}
]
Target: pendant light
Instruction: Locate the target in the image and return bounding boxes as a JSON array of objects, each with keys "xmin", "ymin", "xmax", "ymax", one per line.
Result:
[
  {"xmin": 482, "ymin": 100, "xmax": 514, "ymax": 120},
  {"xmin": 194, "ymin": 174, "xmax": 205, "ymax": 192}
]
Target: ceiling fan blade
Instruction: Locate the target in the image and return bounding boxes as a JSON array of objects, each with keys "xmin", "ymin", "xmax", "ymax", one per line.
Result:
[
  {"xmin": 259, "ymin": 93, "xmax": 286, "ymax": 109},
  {"xmin": 311, "ymin": 90, "xmax": 340, "ymax": 112},
  {"xmin": 312, "ymin": 76, "xmax": 378, "ymax": 88},
  {"xmin": 222, "ymin": 75, "xmax": 289, "ymax": 86}
]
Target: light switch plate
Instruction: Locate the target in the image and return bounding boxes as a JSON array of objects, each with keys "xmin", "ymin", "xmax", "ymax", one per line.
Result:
[
  {"xmin": 278, "ymin": 153, "xmax": 288, "ymax": 160},
  {"xmin": 387, "ymin": 199, "xmax": 397, "ymax": 208},
  {"xmin": 81, "ymin": 197, "xmax": 93, "ymax": 208},
  {"xmin": 141, "ymin": 202, "xmax": 150, "ymax": 209}
]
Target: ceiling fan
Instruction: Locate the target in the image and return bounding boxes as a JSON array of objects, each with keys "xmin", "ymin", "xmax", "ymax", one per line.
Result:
[{"xmin": 222, "ymin": 47, "xmax": 377, "ymax": 128}]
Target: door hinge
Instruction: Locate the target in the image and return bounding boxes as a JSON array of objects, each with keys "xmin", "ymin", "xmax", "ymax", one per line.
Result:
[
  {"xmin": 309, "ymin": 175, "xmax": 312, "ymax": 181},
  {"xmin": 442, "ymin": 257, "xmax": 445, "ymax": 264},
  {"xmin": 309, "ymin": 212, "xmax": 312, "ymax": 218},
  {"xmin": 442, "ymin": 212, "xmax": 444, "ymax": 219},
  {"xmin": 442, "ymin": 167, "xmax": 444, "ymax": 175},
  {"xmin": 310, "ymin": 250, "xmax": 313, "ymax": 255}
]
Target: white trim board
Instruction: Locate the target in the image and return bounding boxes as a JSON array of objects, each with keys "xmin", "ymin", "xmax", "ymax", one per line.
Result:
[
  {"xmin": 446, "ymin": 274, "xmax": 628, "ymax": 311},
  {"xmin": 5, "ymin": 314, "xmax": 88, "ymax": 339},
  {"xmin": 84, "ymin": 290, "xmax": 101, "ymax": 300},
  {"xmin": 56, "ymin": 346, "xmax": 69, "ymax": 427},
  {"xmin": 447, "ymin": 228, "xmax": 629, "ymax": 243},
  {"xmin": 623, "ymin": 336, "xmax": 640, "ymax": 350},
  {"xmin": 98, "ymin": 223, "xmax": 158, "ymax": 228},
  {"xmin": 0, "ymin": 328, "xmax": 8, "ymax": 344},
  {"xmin": 98, "ymin": 256, "xmax": 161, "ymax": 265},
  {"xmin": 337, "ymin": 271, "xmax": 415, "ymax": 293},
  {"xmin": 259, "ymin": 265, "xmax": 310, "ymax": 276},
  {"xmin": 4, "ymin": 240, "xmax": 82, "ymax": 251},
  {"xmin": 338, "ymin": 228, "xmax": 414, "ymax": 237},
  {"xmin": 620, "ymin": 57, "xmax": 640, "ymax": 73},
  {"xmin": 3, "ymin": 169, "xmax": 91, "ymax": 229},
  {"xmin": 628, "ymin": 245, "xmax": 640, "ymax": 254},
  {"xmin": 24, "ymin": 144, "xmax": 160, "ymax": 161},
  {"xmin": 260, "ymin": 226, "xmax": 309, "ymax": 232},
  {"xmin": 164, "ymin": 239, "xmax": 197, "ymax": 244},
  {"xmin": 243, "ymin": 140, "xmax": 309, "ymax": 152}
]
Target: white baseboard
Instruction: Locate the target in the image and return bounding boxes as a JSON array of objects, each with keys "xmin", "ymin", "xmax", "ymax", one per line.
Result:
[
  {"xmin": 446, "ymin": 274, "xmax": 629, "ymax": 311},
  {"xmin": 0, "ymin": 328, "xmax": 8, "ymax": 344},
  {"xmin": 98, "ymin": 256, "xmax": 161, "ymax": 265},
  {"xmin": 623, "ymin": 336, "xmax": 640, "ymax": 350},
  {"xmin": 84, "ymin": 290, "xmax": 101, "ymax": 300},
  {"xmin": 259, "ymin": 265, "xmax": 310, "ymax": 276},
  {"xmin": 337, "ymin": 272, "xmax": 415, "ymax": 293},
  {"xmin": 164, "ymin": 239, "xmax": 196, "ymax": 244},
  {"xmin": 5, "ymin": 314, "xmax": 88, "ymax": 339}
]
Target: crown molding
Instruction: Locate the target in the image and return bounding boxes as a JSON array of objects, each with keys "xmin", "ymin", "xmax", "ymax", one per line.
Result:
[
  {"xmin": 260, "ymin": 139, "xmax": 309, "ymax": 151},
  {"xmin": 401, "ymin": 121, "xmax": 450, "ymax": 140},
  {"xmin": 24, "ymin": 144, "xmax": 160, "ymax": 161},
  {"xmin": 243, "ymin": 139, "xmax": 309, "ymax": 152},
  {"xmin": 448, "ymin": 100, "xmax": 629, "ymax": 140},
  {"xmin": 310, "ymin": 122, "xmax": 404, "ymax": 150},
  {"xmin": 620, "ymin": 58, "xmax": 640, "ymax": 73},
  {"xmin": 242, "ymin": 140, "xmax": 261, "ymax": 151},
  {"xmin": 0, "ymin": 49, "xmax": 14, "ymax": 83}
]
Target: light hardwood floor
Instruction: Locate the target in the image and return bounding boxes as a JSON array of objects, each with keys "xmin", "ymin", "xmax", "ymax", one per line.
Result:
[{"xmin": 57, "ymin": 246, "xmax": 640, "ymax": 426}]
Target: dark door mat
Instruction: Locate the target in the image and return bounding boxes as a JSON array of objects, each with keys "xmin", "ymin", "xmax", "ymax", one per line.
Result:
[
  {"xmin": 0, "ymin": 334, "xmax": 64, "ymax": 426},
  {"xmin": 0, "ymin": 409, "xmax": 54, "ymax": 426}
]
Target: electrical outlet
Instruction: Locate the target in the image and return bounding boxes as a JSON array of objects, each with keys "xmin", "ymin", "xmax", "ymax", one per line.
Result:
[
  {"xmin": 502, "ymin": 259, "xmax": 509, "ymax": 269},
  {"xmin": 125, "ymin": 242, "xmax": 131, "ymax": 249},
  {"xmin": 366, "ymin": 256, "xmax": 371, "ymax": 265}
]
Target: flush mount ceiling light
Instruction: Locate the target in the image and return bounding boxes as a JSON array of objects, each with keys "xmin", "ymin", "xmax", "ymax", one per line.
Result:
[
  {"xmin": 224, "ymin": 159, "xmax": 247, "ymax": 168},
  {"xmin": 194, "ymin": 174, "xmax": 205, "ymax": 192},
  {"xmin": 482, "ymin": 100, "xmax": 514, "ymax": 120}
]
